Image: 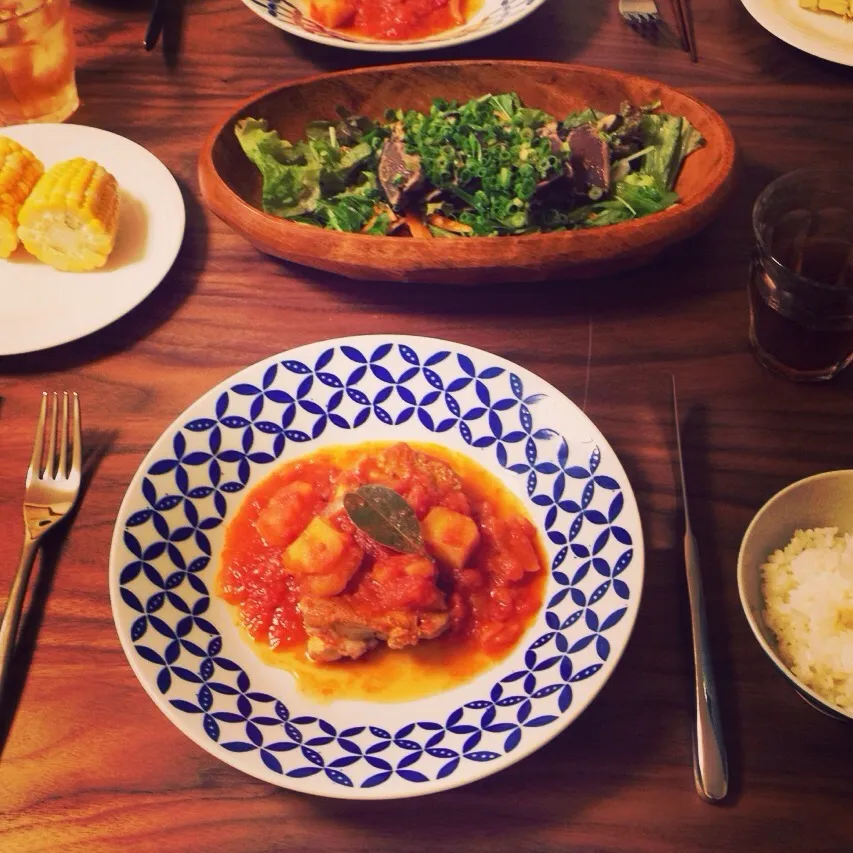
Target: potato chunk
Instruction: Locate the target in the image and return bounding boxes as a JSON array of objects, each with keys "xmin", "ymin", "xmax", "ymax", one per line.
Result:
[
  {"xmin": 309, "ymin": 0, "xmax": 357, "ymax": 27},
  {"xmin": 283, "ymin": 517, "xmax": 363, "ymax": 597},
  {"xmin": 423, "ymin": 507, "xmax": 481, "ymax": 570}
]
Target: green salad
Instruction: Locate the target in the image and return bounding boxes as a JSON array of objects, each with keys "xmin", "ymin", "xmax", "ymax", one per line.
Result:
[{"xmin": 235, "ymin": 92, "xmax": 704, "ymax": 237}]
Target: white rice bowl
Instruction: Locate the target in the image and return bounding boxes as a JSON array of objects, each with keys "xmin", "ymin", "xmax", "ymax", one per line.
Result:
[{"xmin": 761, "ymin": 527, "xmax": 853, "ymax": 712}]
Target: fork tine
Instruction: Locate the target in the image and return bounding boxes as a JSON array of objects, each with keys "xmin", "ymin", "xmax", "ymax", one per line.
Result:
[
  {"xmin": 27, "ymin": 392, "xmax": 48, "ymax": 483},
  {"xmin": 45, "ymin": 392, "xmax": 58, "ymax": 479},
  {"xmin": 71, "ymin": 392, "xmax": 82, "ymax": 477},
  {"xmin": 58, "ymin": 392, "xmax": 70, "ymax": 478}
]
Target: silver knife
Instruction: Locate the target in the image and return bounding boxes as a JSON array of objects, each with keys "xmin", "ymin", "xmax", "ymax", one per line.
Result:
[{"xmin": 671, "ymin": 375, "xmax": 729, "ymax": 803}]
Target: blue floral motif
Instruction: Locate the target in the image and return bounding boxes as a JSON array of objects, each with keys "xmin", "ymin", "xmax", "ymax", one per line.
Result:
[{"xmin": 113, "ymin": 339, "xmax": 642, "ymax": 797}]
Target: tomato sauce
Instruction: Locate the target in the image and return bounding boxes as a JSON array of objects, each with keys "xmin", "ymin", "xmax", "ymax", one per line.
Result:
[
  {"xmin": 218, "ymin": 442, "xmax": 547, "ymax": 703},
  {"xmin": 339, "ymin": 0, "xmax": 483, "ymax": 41}
]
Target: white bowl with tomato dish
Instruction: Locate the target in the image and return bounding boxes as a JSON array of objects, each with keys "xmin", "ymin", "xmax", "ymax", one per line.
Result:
[
  {"xmin": 109, "ymin": 335, "xmax": 645, "ymax": 798},
  {"xmin": 239, "ymin": 0, "xmax": 551, "ymax": 52}
]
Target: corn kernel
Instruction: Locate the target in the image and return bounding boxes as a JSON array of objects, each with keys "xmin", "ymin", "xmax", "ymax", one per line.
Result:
[
  {"xmin": 17, "ymin": 157, "xmax": 120, "ymax": 272},
  {"xmin": 0, "ymin": 136, "xmax": 44, "ymax": 259}
]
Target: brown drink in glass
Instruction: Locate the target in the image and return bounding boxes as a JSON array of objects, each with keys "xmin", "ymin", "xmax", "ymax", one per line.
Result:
[
  {"xmin": 0, "ymin": 0, "xmax": 78, "ymax": 126},
  {"xmin": 749, "ymin": 171, "xmax": 853, "ymax": 382}
]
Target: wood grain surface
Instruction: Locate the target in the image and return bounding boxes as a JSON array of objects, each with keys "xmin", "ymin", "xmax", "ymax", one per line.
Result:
[{"xmin": 2, "ymin": 0, "xmax": 853, "ymax": 851}]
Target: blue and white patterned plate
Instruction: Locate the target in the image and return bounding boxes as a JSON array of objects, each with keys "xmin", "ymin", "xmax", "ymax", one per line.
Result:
[
  {"xmin": 109, "ymin": 336, "xmax": 644, "ymax": 799},
  {"xmin": 240, "ymin": 0, "xmax": 550, "ymax": 52}
]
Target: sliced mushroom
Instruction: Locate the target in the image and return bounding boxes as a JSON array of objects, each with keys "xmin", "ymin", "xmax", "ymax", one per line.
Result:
[
  {"xmin": 387, "ymin": 216, "xmax": 408, "ymax": 235},
  {"xmin": 362, "ymin": 204, "xmax": 404, "ymax": 235},
  {"xmin": 568, "ymin": 125, "xmax": 611, "ymax": 196},
  {"xmin": 620, "ymin": 101, "xmax": 644, "ymax": 123},
  {"xmin": 537, "ymin": 121, "xmax": 565, "ymax": 156},
  {"xmin": 596, "ymin": 113, "xmax": 623, "ymax": 134},
  {"xmin": 378, "ymin": 123, "xmax": 424, "ymax": 211}
]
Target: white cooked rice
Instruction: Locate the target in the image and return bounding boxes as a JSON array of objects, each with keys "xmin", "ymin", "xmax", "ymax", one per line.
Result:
[{"xmin": 761, "ymin": 527, "xmax": 853, "ymax": 712}]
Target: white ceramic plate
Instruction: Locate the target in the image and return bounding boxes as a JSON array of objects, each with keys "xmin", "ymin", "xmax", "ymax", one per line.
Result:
[
  {"xmin": 240, "ymin": 0, "xmax": 550, "ymax": 52},
  {"xmin": 110, "ymin": 335, "xmax": 645, "ymax": 799},
  {"xmin": 741, "ymin": 0, "xmax": 853, "ymax": 65},
  {"xmin": 0, "ymin": 124, "xmax": 185, "ymax": 356}
]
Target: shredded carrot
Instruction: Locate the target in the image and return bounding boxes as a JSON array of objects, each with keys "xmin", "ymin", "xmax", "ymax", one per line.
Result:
[{"xmin": 404, "ymin": 212, "xmax": 433, "ymax": 238}]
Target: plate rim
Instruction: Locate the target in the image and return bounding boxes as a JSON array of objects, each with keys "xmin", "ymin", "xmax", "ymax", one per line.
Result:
[
  {"xmin": 238, "ymin": 0, "xmax": 551, "ymax": 53},
  {"xmin": 108, "ymin": 334, "xmax": 646, "ymax": 799},
  {"xmin": 740, "ymin": 0, "xmax": 853, "ymax": 66},
  {"xmin": 0, "ymin": 123, "xmax": 186, "ymax": 356}
]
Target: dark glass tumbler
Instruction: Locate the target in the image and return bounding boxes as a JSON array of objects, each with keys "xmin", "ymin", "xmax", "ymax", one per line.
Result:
[{"xmin": 749, "ymin": 170, "xmax": 853, "ymax": 382}]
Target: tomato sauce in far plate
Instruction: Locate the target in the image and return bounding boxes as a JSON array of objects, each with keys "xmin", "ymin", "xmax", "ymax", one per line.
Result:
[
  {"xmin": 218, "ymin": 442, "xmax": 547, "ymax": 704},
  {"xmin": 343, "ymin": 0, "xmax": 484, "ymax": 41}
]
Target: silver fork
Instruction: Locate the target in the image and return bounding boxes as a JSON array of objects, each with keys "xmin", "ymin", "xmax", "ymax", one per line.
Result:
[
  {"xmin": 618, "ymin": 0, "xmax": 661, "ymax": 35},
  {"xmin": 0, "ymin": 392, "xmax": 82, "ymax": 706}
]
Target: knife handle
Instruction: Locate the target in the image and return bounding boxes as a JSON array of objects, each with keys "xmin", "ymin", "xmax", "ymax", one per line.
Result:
[{"xmin": 684, "ymin": 531, "xmax": 729, "ymax": 802}]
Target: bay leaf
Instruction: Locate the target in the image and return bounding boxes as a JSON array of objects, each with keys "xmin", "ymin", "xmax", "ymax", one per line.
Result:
[{"xmin": 342, "ymin": 484, "xmax": 424, "ymax": 554}]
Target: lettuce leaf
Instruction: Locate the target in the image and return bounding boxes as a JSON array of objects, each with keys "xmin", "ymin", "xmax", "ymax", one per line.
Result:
[
  {"xmin": 566, "ymin": 172, "xmax": 679, "ymax": 228},
  {"xmin": 234, "ymin": 118, "xmax": 322, "ymax": 217},
  {"xmin": 639, "ymin": 113, "xmax": 704, "ymax": 192}
]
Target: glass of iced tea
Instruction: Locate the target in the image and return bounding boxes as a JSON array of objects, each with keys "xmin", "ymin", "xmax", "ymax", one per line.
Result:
[
  {"xmin": 0, "ymin": 0, "xmax": 78, "ymax": 126},
  {"xmin": 749, "ymin": 170, "xmax": 853, "ymax": 382}
]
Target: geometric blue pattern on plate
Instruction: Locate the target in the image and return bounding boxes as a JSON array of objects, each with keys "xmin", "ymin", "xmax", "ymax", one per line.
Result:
[
  {"xmin": 110, "ymin": 336, "xmax": 644, "ymax": 799},
  {"xmin": 241, "ymin": 0, "xmax": 549, "ymax": 52}
]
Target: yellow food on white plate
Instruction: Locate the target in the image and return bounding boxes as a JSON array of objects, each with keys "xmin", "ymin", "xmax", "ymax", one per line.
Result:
[
  {"xmin": 0, "ymin": 136, "xmax": 44, "ymax": 259},
  {"xmin": 799, "ymin": 0, "xmax": 852, "ymax": 18},
  {"xmin": 17, "ymin": 157, "xmax": 120, "ymax": 272}
]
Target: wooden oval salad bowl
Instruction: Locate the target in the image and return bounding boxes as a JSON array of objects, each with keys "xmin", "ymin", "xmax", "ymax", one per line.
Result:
[{"xmin": 198, "ymin": 60, "xmax": 735, "ymax": 285}]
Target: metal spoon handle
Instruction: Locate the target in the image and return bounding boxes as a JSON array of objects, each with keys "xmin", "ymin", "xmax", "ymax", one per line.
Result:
[{"xmin": 684, "ymin": 528, "xmax": 729, "ymax": 802}]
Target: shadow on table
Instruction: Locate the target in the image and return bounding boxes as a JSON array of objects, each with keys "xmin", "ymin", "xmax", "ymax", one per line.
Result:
[
  {"xmin": 286, "ymin": 0, "xmax": 608, "ymax": 71},
  {"xmin": 0, "ymin": 178, "xmax": 206, "ymax": 376},
  {"xmin": 80, "ymin": 0, "xmax": 185, "ymax": 67},
  {"xmin": 0, "ymin": 429, "xmax": 115, "ymax": 760},
  {"xmin": 732, "ymin": 0, "xmax": 853, "ymax": 88},
  {"xmin": 266, "ymin": 214, "xmax": 735, "ymax": 327}
]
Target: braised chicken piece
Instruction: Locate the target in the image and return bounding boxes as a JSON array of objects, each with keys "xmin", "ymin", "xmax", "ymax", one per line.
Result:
[{"xmin": 298, "ymin": 553, "xmax": 450, "ymax": 662}]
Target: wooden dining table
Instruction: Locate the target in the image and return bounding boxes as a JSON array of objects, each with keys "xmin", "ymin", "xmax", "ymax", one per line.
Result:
[{"xmin": 2, "ymin": 0, "xmax": 853, "ymax": 849}]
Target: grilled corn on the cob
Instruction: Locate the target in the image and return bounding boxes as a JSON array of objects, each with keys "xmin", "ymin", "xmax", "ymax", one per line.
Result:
[
  {"xmin": 18, "ymin": 157, "xmax": 120, "ymax": 272},
  {"xmin": 0, "ymin": 136, "xmax": 44, "ymax": 259}
]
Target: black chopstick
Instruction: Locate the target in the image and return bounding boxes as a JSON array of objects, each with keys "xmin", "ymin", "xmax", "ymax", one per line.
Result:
[
  {"xmin": 673, "ymin": 0, "xmax": 698, "ymax": 63},
  {"xmin": 669, "ymin": 0, "xmax": 689, "ymax": 53},
  {"xmin": 144, "ymin": 0, "xmax": 166, "ymax": 51}
]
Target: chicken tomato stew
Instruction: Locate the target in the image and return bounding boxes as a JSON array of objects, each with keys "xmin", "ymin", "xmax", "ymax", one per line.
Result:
[
  {"xmin": 309, "ymin": 0, "xmax": 483, "ymax": 41},
  {"xmin": 218, "ymin": 442, "xmax": 547, "ymax": 701}
]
